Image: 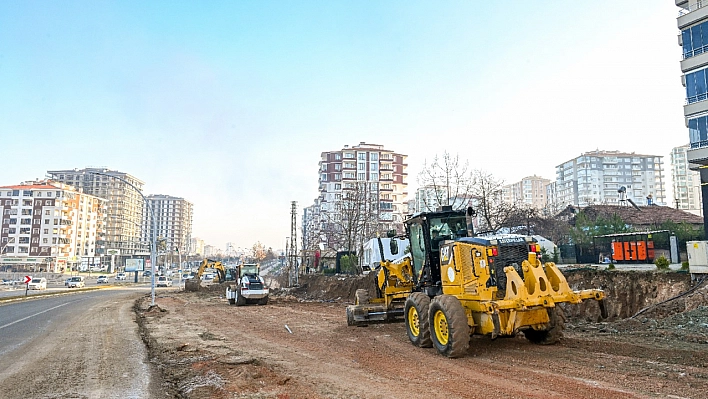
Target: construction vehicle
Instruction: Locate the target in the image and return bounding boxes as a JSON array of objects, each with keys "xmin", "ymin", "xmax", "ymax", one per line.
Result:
[
  {"xmin": 346, "ymin": 206, "xmax": 607, "ymax": 358},
  {"xmin": 185, "ymin": 259, "xmax": 229, "ymax": 291},
  {"xmin": 226, "ymin": 263, "xmax": 269, "ymax": 306}
]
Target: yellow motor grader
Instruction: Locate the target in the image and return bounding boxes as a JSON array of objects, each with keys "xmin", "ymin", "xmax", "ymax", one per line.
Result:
[{"xmin": 346, "ymin": 206, "xmax": 607, "ymax": 358}]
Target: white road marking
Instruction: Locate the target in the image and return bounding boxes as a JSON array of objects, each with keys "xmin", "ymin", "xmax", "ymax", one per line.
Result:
[{"xmin": 0, "ymin": 301, "xmax": 75, "ymax": 331}]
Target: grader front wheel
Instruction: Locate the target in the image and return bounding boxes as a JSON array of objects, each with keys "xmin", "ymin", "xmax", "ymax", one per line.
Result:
[
  {"xmin": 429, "ymin": 295, "xmax": 469, "ymax": 358},
  {"xmin": 404, "ymin": 292, "xmax": 432, "ymax": 348}
]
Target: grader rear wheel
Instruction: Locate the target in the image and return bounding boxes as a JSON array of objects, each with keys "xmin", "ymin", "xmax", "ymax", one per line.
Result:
[
  {"xmin": 404, "ymin": 292, "xmax": 432, "ymax": 348},
  {"xmin": 524, "ymin": 306, "xmax": 565, "ymax": 345},
  {"xmin": 429, "ymin": 295, "xmax": 469, "ymax": 358}
]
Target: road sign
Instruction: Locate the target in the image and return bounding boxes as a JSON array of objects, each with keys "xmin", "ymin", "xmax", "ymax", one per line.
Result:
[{"xmin": 23, "ymin": 275, "xmax": 31, "ymax": 284}]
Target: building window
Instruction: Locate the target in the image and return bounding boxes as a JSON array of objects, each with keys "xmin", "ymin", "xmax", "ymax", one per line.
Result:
[
  {"xmin": 370, "ymin": 164, "xmax": 378, "ymax": 171},
  {"xmin": 334, "ymin": 183, "xmax": 342, "ymax": 190},
  {"xmin": 358, "ymin": 163, "xmax": 365, "ymax": 170},
  {"xmin": 320, "ymin": 173, "xmax": 327, "ymax": 181},
  {"xmin": 334, "ymin": 164, "xmax": 341, "ymax": 171},
  {"xmin": 358, "ymin": 153, "xmax": 366, "ymax": 160},
  {"xmin": 370, "ymin": 153, "xmax": 378, "ymax": 161},
  {"xmin": 358, "ymin": 173, "xmax": 366, "ymax": 180}
]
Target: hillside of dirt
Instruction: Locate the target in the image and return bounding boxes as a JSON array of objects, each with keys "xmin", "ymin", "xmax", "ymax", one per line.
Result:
[{"xmin": 135, "ymin": 270, "xmax": 708, "ymax": 398}]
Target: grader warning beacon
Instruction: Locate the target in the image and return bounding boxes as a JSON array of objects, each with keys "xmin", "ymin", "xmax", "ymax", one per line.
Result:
[{"xmin": 346, "ymin": 206, "xmax": 607, "ymax": 358}]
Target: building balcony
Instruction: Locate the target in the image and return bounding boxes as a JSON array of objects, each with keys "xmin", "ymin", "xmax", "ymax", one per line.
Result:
[
  {"xmin": 681, "ymin": 48, "xmax": 708, "ymax": 72},
  {"xmin": 687, "ymin": 145, "xmax": 708, "ymax": 168},
  {"xmin": 678, "ymin": 1, "xmax": 708, "ymax": 29},
  {"xmin": 683, "ymin": 97, "xmax": 708, "ymax": 117}
]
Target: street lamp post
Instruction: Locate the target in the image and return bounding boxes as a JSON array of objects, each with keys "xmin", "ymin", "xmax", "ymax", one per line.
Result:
[{"xmin": 89, "ymin": 171, "xmax": 157, "ymax": 306}]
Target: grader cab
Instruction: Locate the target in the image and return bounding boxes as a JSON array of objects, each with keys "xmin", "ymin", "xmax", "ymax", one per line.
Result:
[{"xmin": 346, "ymin": 206, "xmax": 607, "ymax": 358}]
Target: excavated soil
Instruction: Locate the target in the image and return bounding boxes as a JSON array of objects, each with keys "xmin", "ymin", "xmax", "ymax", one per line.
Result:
[{"xmin": 135, "ymin": 271, "xmax": 708, "ymax": 399}]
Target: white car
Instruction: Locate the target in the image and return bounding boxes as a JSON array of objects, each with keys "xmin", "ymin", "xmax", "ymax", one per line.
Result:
[
  {"xmin": 96, "ymin": 275, "xmax": 109, "ymax": 284},
  {"xmin": 115, "ymin": 272, "xmax": 127, "ymax": 281},
  {"xmin": 28, "ymin": 277, "xmax": 47, "ymax": 290},
  {"xmin": 67, "ymin": 276, "xmax": 85, "ymax": 288},
  {"xmin": 156, "ymin": 276, "xmax": 172, "ymax": 287}
]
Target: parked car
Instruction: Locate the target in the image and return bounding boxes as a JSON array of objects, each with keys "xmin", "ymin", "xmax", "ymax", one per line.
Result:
[
  {"xmin": 142, "ymin": 271, "xmax": 152, "ymax": 277},
  {"xmin": 1, "ymin": 278, "xmax": 13, "ymax": 285},
  {"xmin": 181, "ymin": 273, "xmax": 193, "ymax": 280},
  {"xmin": 28, "ymin": 277, "xmax": 47, "ymax": 290},
  {"xmin": 156, "ymin": 276, "xmax": 172, "ymax": 287},
  {"xmin": 96, "ymin": 275, "xmax": 109, "ymax": 284},
  {"xmin": 67, "ymin": 276, "xmax": 85, "ymax": 288},
  {"xmin": 115, "ymin": 272, "xmax": 127, "ymax": 281}
]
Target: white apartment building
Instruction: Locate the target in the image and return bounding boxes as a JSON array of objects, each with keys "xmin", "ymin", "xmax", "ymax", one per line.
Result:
[
  {"xmin": 142, "ymin": 195, "xmax": 193, "ymax": 255},
  {"xmin": 0, "ymin": 181, "xmax": 105, "ymax": 271},
  {"xmin": 670, "ymin": 144, "xmax": 703, "ymax": 215},
  {"xmin": 555, "ymin": 150, "xmax": 666, "ymax": 207},
  {"xmin": 47, "ymin": 168, "xmax": 146, "ymax": 266},
  {"xmin": 502, "ymin": 175, "xmax": 551, "ymax": 209}
]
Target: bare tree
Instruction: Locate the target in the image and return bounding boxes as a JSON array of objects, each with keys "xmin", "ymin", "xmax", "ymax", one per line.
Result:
[
  {"xmin": 417, "ymin": 152, "xmax": 473, "ymax": 212},
  {"xmin": 470, "ymin": 169, "xmax": 516, "ymax": 234}
]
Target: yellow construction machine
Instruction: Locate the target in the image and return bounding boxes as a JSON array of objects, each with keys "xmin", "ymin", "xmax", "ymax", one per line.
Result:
[
  {"xmin": 346, "ymin": 206, "xmax": 607, "ymax": 358},
  {"xmin": 185, "ymin": 259, "xmax": 231, "ymax": 291}
]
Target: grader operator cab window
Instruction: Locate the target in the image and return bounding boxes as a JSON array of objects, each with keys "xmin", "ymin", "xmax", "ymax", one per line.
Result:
[{"xmin": 240, "ymin": 264, "xmax": 259, "ymax": 277}]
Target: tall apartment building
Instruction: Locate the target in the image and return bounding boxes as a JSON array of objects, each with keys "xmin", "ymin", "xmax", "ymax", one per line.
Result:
[
  {"xmin": 142, "ymin": 194, "xmax": 193, "ymax": 254},
  {"xmin": 307, "ymin": 142, "xmax": 408, "ymax": 251},
  {"xmin": 0, "ymin": 181, "xmax": 105, "ymax": 271},
  {"xmin": 677, "ymin": 1, "xmax": 708, "ymax": 229},
  {"xmin": 190, "ymin": 237, "xmax": 205, "ymax": 256},
  {"xmin": 319, "ymin": 142, "xmax": 407, "ymax": 221},
  {"xmin": 501, "ymin": 175, "xmax": 551, "ymax": 209},
  {"xmin": 47, "ymin": 168, "xmax": 146, "ymax": 266},
  {"xmin": 670, "ymin": 144, "xmax": 703, "ymax": 215},
  {"xmin": 555, "ymin": 150, "xmax": 666, "ymax": 207}
]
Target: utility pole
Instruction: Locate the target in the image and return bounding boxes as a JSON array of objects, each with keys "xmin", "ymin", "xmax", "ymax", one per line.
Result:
[{"xmin": 289, "ymin": 201, "xmax": 298, "ymax": 287}]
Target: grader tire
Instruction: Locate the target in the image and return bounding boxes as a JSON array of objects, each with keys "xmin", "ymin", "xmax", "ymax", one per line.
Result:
[
  {"xmin": 236, "ymin": 290, "xmax": 247, "ymax": 306},
  {"xmin": 257, "ymin": 296, "xmax": 269, "ymax": 305},
  {"xmin": 228, "ymin": 298, "xmax": 235, "ymax": 305},
  {"xmin": 524, "ymin": 306, "xmax": 565, "ymax": 345},
  {"xmin": 429, "ymin": 295, "xmax": 469, "ymax": 358},
  {"xmin": 355, "ymin": 289, "xmax": 370, "ymax": 305},
  {"xmin": 404, "ymin": 292, "xmax": 432, "ymax": 348}
]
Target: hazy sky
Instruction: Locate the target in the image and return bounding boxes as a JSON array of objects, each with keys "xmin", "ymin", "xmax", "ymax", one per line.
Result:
[{"xmin": 0, "ymin": 1, "xmax": 688, "ymax": 251}]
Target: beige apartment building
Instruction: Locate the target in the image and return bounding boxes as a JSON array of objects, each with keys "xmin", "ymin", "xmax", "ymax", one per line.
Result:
[
  {"xmin": 0, "ymin": 181, "xmax": 105, "ymax": 271},
  {"xmin": 502, "ymin": 175, "xmax": 551, "ymax": 209},
  {"xmin": 670, "ymin": 144, "xmax": 703, "ymax": 215},
  {"xmin": 47, "ymin": 168, "xmax": 146, "ymax": 267}
]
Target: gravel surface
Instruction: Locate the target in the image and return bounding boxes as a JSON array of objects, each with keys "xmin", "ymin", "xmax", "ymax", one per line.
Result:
[{"xmin": 136, "ymin": 286, "xmax": 708, "ymax": 399}]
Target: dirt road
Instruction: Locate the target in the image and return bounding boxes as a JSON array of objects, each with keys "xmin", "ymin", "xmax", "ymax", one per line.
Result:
[
  {"xmin": 0, "ymin": 289, "xmax": 166, "ymax": 399},
  {"xmin": 136, "ymin": 289, "xmax": 708, "ymax": 399}
]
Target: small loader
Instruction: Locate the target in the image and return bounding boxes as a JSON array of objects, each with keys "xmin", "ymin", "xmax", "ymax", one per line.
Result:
[{"xmin": 346, "ymin": 206, "xmax": 607, "ymax": 358}]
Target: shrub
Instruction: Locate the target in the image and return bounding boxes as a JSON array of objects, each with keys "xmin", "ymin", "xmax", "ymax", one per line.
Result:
[
  {"xmin": 607, "ymin": 263, "xmax": 615, "ymax": 270},
  {"xmin": 654, "ymin": 255, "xmax": 670, "ymax": 270},
  {"xmin": 681, "ymin": 261, "xmax": 690, "ymax": 271}
]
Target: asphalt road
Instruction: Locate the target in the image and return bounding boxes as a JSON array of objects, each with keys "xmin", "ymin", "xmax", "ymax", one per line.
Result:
[{"xmin": 0, "ymin": 287, "xmax": 168, "ymax": 399}]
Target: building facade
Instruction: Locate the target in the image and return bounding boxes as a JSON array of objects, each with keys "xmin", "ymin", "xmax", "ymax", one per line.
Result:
[
  {"xmin": 308, "ymin": 142, "xmax": 408, "ymax": 252},
  {"xmin": 677, "ymin": 1, "xmax": 708, "ymax": 228},
  {"xmin": 555, "ymin": 150, "xmax": 666, "ymax": 208},
  {"xmin": 47, "ymin": 168, "xmax": 146, "ymax": 266},
  {"xmin": 0, "ymin": 181, "xmax": 105, "ymax": 271},
  {"xmin": 190, "ymin": 237, "xmax": 205, "ymax": 256},
  {"xmin": 501, "ymin": 175, "xmax": 551, "ymax": 209},
  {"xmin": 142, "ymin": 194, "xmax": 193, "ymax": 255},
  {"xmin": 670, "ymin": 144, "xmax": 703, "ymax": 215}
]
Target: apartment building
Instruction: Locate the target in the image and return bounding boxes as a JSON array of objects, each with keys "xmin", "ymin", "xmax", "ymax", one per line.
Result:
[
  {"xmin": 412, "ymin": 186, "xmax": 472, "ymax": 213},
  {"xmin": 555, "ymin": 150, "xmax": 666, "ymax": 207},
  {"xmin": 677, "ymin": 0, "xmax": 708, "ymax": 228},
  {"xmin": 306, "ymin": 142, "xmax": 408, "ymax": 251},
  {"xmin": 142, "ymin": 194, "xmax": 193, "ymax": 254},
  {"xmin": 501, "ymin": 175, "xmax": 551, "ymax": 209},
  {"xmin": 190, "ymin": 237, "xmax": 205, "ymax": 256},
  {"xmin": 318, "ymin": 142, "xmax": 407, "ymax": 222},
  {"xmin": 47, "ymin": 168, "xmax": 146, "ymax": 266},
  {"xmin": 0, "ymin": 181, "xmax": 105, "ymax": 271},
  {"xmin": 670, "ymin": 144, "xmax": 703, "ymax": 215}
]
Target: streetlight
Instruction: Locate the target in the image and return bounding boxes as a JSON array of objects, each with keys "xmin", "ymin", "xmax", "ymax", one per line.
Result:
[{"xmin": 88, "ymin": 171, "xmax": 157, "ymax": 306}]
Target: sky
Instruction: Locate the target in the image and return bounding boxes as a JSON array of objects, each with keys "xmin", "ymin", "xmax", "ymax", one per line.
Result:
[{"xmin": 0, "ymin": 1, "xmax": 689, "ymax": 251}]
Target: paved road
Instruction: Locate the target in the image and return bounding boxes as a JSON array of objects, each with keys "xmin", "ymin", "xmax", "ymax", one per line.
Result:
[{"xmin": 0, "ymin": 287, "xmax": 168, "ymax": 399}]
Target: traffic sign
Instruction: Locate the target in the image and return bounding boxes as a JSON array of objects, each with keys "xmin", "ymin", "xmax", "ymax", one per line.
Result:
[{"xmin": 23, "ymin": 276, "xmax": 31, "ymax": 284}]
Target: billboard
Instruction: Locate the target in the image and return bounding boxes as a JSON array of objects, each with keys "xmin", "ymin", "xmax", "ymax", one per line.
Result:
[{"xmin": 125, "ymin": 258, "xmax": 144, "ymax": 272}]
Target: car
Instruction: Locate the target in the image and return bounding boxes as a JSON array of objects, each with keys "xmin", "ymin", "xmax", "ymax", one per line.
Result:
[
  {"xmin": 156, "ymin": 276, "xmax": 172, "ymax": 287},
  {"xmin": 142, "ymin": 271, "xmax": 152, "ymax": 277},
  {"xmin": 96, "ymin": 275, "xmax": 109, "ymax": 284},
  {"xmin": 1, "ymin": 278, "xmax": 13, "ymax": 285},
  {"xmin": 28, "ymin": 277, "xmax": 47, "ymax": 290},
  {"xmin": 115, "ymin": 272, "xmax": 127, "ymax": 281},
  {"xmin": 67, "ymin": 276, "xmax": 85, "ymax": 288},
  {"xmin": 181, "ymin": 273, "xmax": 193, "ymax": 280}
]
